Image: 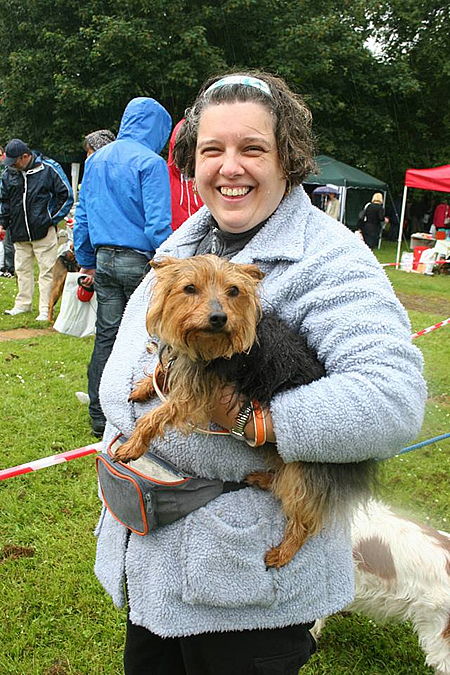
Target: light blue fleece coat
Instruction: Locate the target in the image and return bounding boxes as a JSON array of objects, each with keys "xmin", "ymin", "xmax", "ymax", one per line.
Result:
[{"xmin": 95, "ymin": 186, "xmax": 426, "ymax": 637}]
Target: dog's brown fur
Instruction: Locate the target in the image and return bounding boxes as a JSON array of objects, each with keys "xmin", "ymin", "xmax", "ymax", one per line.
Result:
[
  {"xmin": 114, "ymin": 255, "xmax": 263, "ymax": 450},
  {"xmin": 113, "ymin": 255, "xmax": 367, "ymax": 568},
  {"xmin": 48, "ymin": 247, "xmax": 80, "ymax": 322}
]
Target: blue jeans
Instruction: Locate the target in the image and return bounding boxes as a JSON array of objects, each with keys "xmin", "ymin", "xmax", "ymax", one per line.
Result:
[{"xmin": 88, "ymin": 247, "xmax": 150, "ymax": 426}]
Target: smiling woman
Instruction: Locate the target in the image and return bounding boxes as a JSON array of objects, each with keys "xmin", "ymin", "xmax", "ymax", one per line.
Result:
[
  {"xmin": 195, "ymin": 102, "xmax": 286, "ymax": 233},
  {"xmin": 94, "ymin": 70, "xmax": 426, "ymax": 675}
]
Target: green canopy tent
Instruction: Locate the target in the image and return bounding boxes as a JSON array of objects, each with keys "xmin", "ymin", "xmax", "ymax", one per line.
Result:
[{"xmin": 304, "ymin": 155, "xmax": 388, "ymax": 229}]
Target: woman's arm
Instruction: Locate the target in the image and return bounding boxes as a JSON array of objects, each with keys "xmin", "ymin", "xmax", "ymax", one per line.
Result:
[
  {"xmin": 268, "ymin": 246, "xmax": 426, "ymax": 465},
  {"xmin": 210, "ymin": 385, "xmax": 276, "ymax": 444}
]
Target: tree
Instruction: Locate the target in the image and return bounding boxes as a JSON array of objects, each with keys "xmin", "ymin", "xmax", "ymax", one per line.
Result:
[
  {"xmin": 0, "ymin": 0, "xmax": 448, "ymax": 193},
  {"xmin": 369, "ymin": 0, "xmax": 450, "ymax": 174},
  {"xmin": 0, "ymin": 0, "xmax": 226, "ymax": 155}
]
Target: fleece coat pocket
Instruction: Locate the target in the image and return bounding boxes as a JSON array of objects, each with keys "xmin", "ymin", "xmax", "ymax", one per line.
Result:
[{"xmin": 181, "ymin": 506, "xmax": 277, "ymax": 608}]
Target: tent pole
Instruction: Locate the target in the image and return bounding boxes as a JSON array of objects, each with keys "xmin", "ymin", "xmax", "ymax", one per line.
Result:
[
  {"xmin": 396, "ymin": 186, "xmax": 408, "ymax": 266},
  {"xmin": 71, "ymin": 162, "xmax": 80, "ymax": 203},
  {"xmin": 340, "ymin": 185, "xmax": 347, "ymax": 223}
]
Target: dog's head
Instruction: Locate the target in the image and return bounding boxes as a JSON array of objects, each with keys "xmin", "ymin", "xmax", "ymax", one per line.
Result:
[
  {"xmin": 147, "ymin": 255, "xmax": 264, "ymax": 361},
  {"xmin": 60, "ymin": 245, "xmax": 80, "ymax": 272}
]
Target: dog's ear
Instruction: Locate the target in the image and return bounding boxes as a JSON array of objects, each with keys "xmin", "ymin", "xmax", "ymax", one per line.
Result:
[
  {"xmin": 238, "ymin": 264, "xmax": 265, "ymax": 282},
  {"xmin": 150, "ymin": 256, "xmax": 179, "ymax": 271}
]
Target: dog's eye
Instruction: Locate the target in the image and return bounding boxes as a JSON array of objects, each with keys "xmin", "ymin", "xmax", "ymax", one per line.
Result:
[
  {"xmin": 184, "ymin": 284, "xmax": 197, "ymax": 294},
  {"xmin": 227, "ymin": 286, "xmax": 239, "ymax": 297}
]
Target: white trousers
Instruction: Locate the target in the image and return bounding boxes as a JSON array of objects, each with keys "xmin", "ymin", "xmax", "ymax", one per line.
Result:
[{"xmin": 13, "ymin": 227, "xmax": 58, "ymax": 313}]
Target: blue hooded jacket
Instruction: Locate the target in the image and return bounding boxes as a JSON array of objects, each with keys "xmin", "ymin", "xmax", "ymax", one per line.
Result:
[{"xmin": 74, "ymin": 97, "xmax": 172, "ymax": 268}]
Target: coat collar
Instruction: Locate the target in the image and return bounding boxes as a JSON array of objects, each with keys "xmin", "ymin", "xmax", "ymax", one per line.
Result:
[{"xmin": 156, "ymin": 186, "xmax": 311, "ymax": 264}]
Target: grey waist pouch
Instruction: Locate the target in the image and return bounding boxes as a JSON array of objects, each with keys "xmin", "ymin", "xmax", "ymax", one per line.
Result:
[{"xmin": 96, "ymin": 435, "xmax": 246, "ymax": 535}]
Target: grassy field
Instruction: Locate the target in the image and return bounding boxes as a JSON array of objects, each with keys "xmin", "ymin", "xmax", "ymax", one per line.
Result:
[{"xmin": 0, "ymin": 240, "xmax": 449, "ymax": 675}]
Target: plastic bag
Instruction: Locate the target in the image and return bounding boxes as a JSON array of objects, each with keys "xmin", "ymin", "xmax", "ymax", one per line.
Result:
[
  {"xmin": 417, "ymin": 247, "xmax": 438, "ymax": 275},
  {"xmin": 400, "ymin": 252, "xmax": 414, "ymax": 272},
  {"xmin": 53, "ymin": 272, "xmax": 97, "ymax": 338}
]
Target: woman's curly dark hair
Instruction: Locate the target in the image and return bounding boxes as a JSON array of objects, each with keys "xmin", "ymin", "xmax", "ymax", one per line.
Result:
[{"xmin": 173, "ymin": 70, "xmax": 317, "ymax": 186}]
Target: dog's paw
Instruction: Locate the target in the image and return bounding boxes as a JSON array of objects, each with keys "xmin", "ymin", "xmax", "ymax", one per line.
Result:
[
  {"xmin": 113, "ymin": 441, "xmax": 146, "ymax": 463},
  {"xmin": 128, "ymin": 379, "xmax": 155, "ymax": 403},
  {"xmin": 264, "ymin": 544, "xmax": 294, "ymax": 569},
  {"xmin": 128, "ymin": 389, "xmax": 145, "ymax": 403},
  {"xmin": 246, "ymin": 471, "xmax": 273, "ymax": 490}
]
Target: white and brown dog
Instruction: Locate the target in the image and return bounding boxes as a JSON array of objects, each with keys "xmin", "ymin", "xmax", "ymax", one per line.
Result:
[{"xmin": 313, "ymin": 499, "xmax": 450, "ymax": 674}]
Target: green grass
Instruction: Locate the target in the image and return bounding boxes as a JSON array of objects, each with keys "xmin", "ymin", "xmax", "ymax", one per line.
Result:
[{"xmin": 0, "ymin": 242, "xmax": 449, "ymax": 674}]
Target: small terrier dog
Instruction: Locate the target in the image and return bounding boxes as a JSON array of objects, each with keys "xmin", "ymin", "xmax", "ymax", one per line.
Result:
[
  {"xmin": 313, "ymin": 499, "xmax": 450, "ymax": 674},
  {"xmin": 113, "ymin": 255, "xmax": 376, "ymax": 568},
  {"xmin": 48, "ymin": 246, "xmax": 80, "ymax": 321}
]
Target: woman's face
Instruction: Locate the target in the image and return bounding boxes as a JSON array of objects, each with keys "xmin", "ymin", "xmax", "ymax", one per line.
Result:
[{"xmin": 195, "ymin": 102, "xmax": 286, "ymax": 233}]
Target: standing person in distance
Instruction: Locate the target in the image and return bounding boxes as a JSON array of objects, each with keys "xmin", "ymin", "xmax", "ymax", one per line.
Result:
[
  {"xmin": 74, "ymin": 98, "xmax": 173, "ymax": 438},
  {"xmin": 325, "ymin": 190, "xmax": 340, "ymax": 220},
  {"xmin": 361, "ymin": 192, "xmax": 387, "ymax": 250},
  {"xmin": 1, "ymin": 139, "xmax": 73, "ymax": 320},
  {"xmin": 83, "ymin": 129, "xmax": 116, "ymax": 158}
]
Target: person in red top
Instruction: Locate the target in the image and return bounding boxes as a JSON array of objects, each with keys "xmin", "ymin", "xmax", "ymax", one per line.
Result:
[
  {"xmin": 168, "ymin": 119, "xmax": 203, "ymax": 230},
  {"xmin": 433, "ymin": 201, "xmax": 450, "ymax": 229}
]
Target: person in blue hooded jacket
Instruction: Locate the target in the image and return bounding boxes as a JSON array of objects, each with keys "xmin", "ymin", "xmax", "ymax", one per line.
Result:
[{"xmin": 74, "ymin": 97, "xmax": 172, "ymax": 437}]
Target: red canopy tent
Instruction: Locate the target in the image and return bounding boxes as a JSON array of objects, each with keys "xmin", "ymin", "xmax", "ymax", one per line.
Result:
[{"xmin": 396, "ymin": 164, "xmax": 450, "ymax": 264}]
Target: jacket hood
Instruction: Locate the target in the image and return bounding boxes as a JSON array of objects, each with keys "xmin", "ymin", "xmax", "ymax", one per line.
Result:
[{"xmin": 117, "ymin": 97, "xmax": 172, "ymax": 153}]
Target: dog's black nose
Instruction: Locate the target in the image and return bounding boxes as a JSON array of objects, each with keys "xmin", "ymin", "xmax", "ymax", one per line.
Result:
[{"xmin": 208, "ymin": 311, "xmax": 227, "ymax": 330}]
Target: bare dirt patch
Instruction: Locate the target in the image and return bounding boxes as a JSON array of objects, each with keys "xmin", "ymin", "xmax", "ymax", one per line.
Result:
[
  {"xmin": 1, "ymin": 544, "xmax": 35, "ymax": 561},
  {"xmin": 395, "ymin": 292, "xmax": 449, "ymax": 315},
  {"xmin": 43, "ymin": 662, "xmax": 71, "ymax": 675},
  {"xmin": 0, "ymin": 328, "xmax": 54, "ymax": 342}
]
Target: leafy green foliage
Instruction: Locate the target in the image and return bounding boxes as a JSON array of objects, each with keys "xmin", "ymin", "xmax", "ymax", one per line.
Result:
[{"xmin": 1, "ymin": 0, "xmax": 449, "ymax": 190}]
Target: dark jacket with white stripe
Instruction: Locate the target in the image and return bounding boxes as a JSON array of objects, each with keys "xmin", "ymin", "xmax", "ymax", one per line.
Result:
[{"xmin": 0, "ymin": 152, "xmax": 74, "ymax": 242}]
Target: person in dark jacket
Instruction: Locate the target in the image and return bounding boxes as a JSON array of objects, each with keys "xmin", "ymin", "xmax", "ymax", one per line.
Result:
[
  {"xmin": 361, "ymin": 192, "xmax": 386, "ymax": 250},
  {"xmin": 1, "ymin": 139, "xmax": 74, "ymax": 319},
  {"xmin": 74, "ymin": 97, "xmax": 173, "ymax": 437}
]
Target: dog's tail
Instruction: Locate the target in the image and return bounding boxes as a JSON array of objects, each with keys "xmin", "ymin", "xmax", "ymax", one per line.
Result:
[{"xmin": 300, "ymin": 459, "xmax": 379, "ymax": 526}]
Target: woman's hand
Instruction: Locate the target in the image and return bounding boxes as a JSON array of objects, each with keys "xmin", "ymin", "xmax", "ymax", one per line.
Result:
[{"xmin": 210, "ymin": 385, "xmax": 276, "ymax": 444}]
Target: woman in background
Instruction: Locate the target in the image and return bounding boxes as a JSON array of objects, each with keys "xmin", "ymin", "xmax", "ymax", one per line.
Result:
[{"xmin": 361, "ymin": 192, "xmax": 387, "ymax": 249}]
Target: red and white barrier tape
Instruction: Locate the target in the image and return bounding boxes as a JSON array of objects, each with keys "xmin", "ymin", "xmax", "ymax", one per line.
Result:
[
  {"xmin": 382, "ymin": 259, "xmax": 448, "ymax": 268},
  {"xmin": 0, "ymin": 442, "xmax": 102, "ymax": 481},
  {"xmin": 412, "ymin": 317, "xmax": 450, "ymax": 339},
  {"xmin": 1, "ymin": 316, "xmax": 449, "ymax": 481}
]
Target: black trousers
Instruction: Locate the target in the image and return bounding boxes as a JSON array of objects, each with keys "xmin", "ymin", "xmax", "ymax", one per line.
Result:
[
  {"xmin": 124, "ymin": 615, "xmax": 316, "ymax": 675},
  {"xmin": 362, "ymin": 229, "xmax": 379, "ymax": 250}
]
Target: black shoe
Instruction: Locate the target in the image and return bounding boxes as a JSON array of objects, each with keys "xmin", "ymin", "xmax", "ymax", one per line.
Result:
[{"xmin": 91, "ymin": 420, "xmax": 105, "ymax": 438}]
